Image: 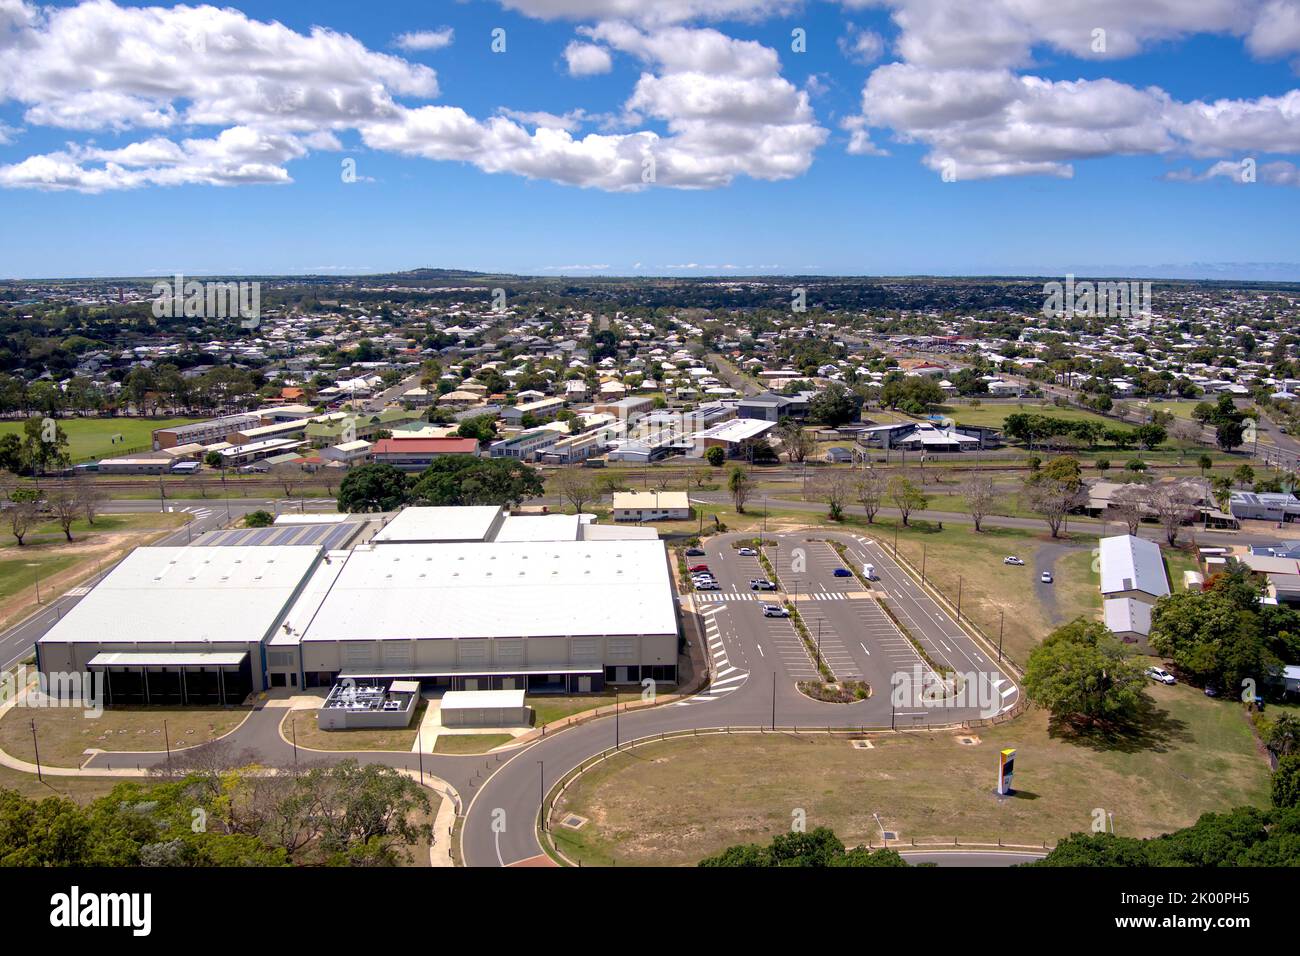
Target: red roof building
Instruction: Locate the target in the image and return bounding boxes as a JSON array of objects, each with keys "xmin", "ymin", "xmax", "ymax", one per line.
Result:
[{"xmin": 370, "ymin": 437, "xmax": 480, "ymax": 471}]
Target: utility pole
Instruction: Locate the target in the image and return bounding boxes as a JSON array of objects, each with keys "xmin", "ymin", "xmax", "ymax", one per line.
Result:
[
  {"xmin": 771, "ymin": 672, "xmax": 776, "ymax": 730},
  {"xmin": 30, "ymin": 720, "xmax": 41, "ymax": 782},
  {"xmin": 163, "ymin": 719, "xmax": 171, "ymax": 774},
  {"xmin": 998, "ymin": 611, "xmax": 1005, "ymax": 662},
  {"xmin": 538, "ymin": 760, "xmax": 545, "ymax": 831},
  {"xmin": 292, "ymin": 717, "xmax": 299, "ymax": 766},
  {"xmin": 957, "ymin": 576, "xmax": 962, "ymax": 619}
]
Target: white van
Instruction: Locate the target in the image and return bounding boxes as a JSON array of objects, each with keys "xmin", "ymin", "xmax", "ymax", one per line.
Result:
[{"xmin": 863, "ymin": 563, "xmax": 876, "ymax": 581}]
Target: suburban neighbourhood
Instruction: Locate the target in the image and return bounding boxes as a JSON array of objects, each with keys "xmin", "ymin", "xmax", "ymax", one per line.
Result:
[{"xmin": 3, "ymin": 0, "xmax": 1296, "ymax": 939}]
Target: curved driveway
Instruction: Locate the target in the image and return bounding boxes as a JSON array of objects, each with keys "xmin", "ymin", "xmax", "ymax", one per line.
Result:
[{"xmin": 49, "ymin": 523, "xmax": 1023, "ymax": 868}]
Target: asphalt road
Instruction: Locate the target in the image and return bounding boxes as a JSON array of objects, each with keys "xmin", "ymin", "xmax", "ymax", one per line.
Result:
[{"xmin": 456, "ymin": 528, "xmax": 1019, "ymax": 868}]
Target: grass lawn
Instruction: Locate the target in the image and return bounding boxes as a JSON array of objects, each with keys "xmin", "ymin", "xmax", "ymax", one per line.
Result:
[
  {"xmin": 0, "ymin": 511, "xmax": 187, "ymax": 633},
  {"xmin": 862, "ymin": 517, "xmax": 1102, "ymax": 666},
  {"xmin": 432, "ymin": 733, "xmax": 514, "ymax": 754},
  {"xmin": 0, "ymin": 554, "xmax": 80, "ymax": 604},
  {"xmin": 529, "ymin": 694, "xmax": 616, "ymax": 727},
  {"xmin": 0, "ymin": 417, "xmax": 201, "ymax": 463},
  {"xmin": 0, "ymin": 705, "xmax": 251, "ymax": 768},
  {"xmin": 0, "ymin": 763, "xmax": 122, "ymax": 803},
  {"xmin": 0, "ymin": 511, "xmax": 186, "ymax": 551},
  {"xmin": 932, "ymin": 403, "xmax": 1115, "ymax": 430},
  {"xmin": 551, "ymin": 682, "xmax": 1271, "ymax": 866},
  {"xmin": 284, "ymin": 701, "xmax": 427, "ymax": 753}
]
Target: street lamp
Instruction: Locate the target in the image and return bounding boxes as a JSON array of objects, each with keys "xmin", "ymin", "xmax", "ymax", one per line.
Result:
[{"xmin": 26, "ymin": 563, "xmax": 41, "ymax": 604}]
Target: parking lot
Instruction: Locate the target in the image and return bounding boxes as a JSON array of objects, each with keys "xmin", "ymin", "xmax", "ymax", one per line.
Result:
[{"xmin": 685, "ymin": 531, "xmax": 1020, "ymax": 722}]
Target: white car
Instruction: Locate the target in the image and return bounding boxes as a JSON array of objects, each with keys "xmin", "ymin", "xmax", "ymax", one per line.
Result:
[
  {"xmin": 738, "ymin": 547, "xmax": 758, "ymax": 557},
  {"xmin": 1040, "ymin": 571, "xmax": 1053, "ymax": 583},
  {"xmin": 1146, "ymin": 666, "xmax": 1176, "ymax": 685},
  {"xmin": 749, "ymin": 579, "xmax": 777, "ymax": 591},
  {"xmin": 695, "ymin": 580, "xmax": 720, "ymax": 591},
  {"xmin": 762, "ymin": 604, "xmax": 789, "ymax": 618},
  {"xmin": 1003, "ymin": 556, "xmax": 1025, "ymax": 566}
]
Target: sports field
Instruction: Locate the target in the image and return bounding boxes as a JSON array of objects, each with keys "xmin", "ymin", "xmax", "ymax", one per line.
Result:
[{"xmin": 0, "ymin": 416, "xmax": 200, "ymax": 462}]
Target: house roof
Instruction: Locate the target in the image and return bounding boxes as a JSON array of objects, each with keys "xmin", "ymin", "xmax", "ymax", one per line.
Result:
[{"xmin": 371, "ymin": 438, "xmax": 479, "ymax": 455}]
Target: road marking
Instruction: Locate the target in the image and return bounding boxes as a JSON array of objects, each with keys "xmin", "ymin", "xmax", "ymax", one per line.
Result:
[
  {"xmin": 860, "ymin": 643, "xmax": 870, "ymax": 655},
  {"xmin": 756, "ymin": 644, "xmax": 764, "ymax": 657}
]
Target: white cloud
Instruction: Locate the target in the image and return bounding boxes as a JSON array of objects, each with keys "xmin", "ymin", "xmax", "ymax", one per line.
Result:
[
  {"xmin": 497, "ymin": 107, "xmax": 593, "ymax": 132},
  {"xmin": 1166, "ymin": 158, "xmax": 1300, "ymax": 185},
  {"xmin": 0, "ymin": 1, "xmax": 823, "ymax": 193},
  {"xmin": 838, "ymin": 24, "xmax": 884, "ymax": 65},
  {"xmin": 836, "ymin": 1, "xmax": 1300, "ymax": 179},
  {"xmin": 395, "ymin": 27, "xmax": 455, "ymax": 52},
  {"xmin": 495, "ymin": 0, "xmax": 797, "ymax": 26},
  {"xmin": 564, "ymin": 41, "xmax": 613, "ymax": 76}
]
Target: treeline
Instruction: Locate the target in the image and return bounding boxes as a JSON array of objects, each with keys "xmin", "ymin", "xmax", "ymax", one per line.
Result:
[
  {"xmin": 1002, "ymin": 413, "xmax": 1172, "ymax": 452},
  {"xmin": 337, "ymin": 458, "xmax": 546, "ymax": 513},
  {"xmin": 699, "ymin": 827, "xmax": 909, "ymax": 867},
  {"xmin": 0, "ymin": 756, "xmax": 431, "ymax": 867}
]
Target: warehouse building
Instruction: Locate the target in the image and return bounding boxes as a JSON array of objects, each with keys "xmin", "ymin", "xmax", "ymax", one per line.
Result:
[
  {"xmin": 288, "ymin": 537, "xmax": 678, "ymax": 693},
  {"xmin": 38, "ymin": 507, "xmax": 680, "ymax": 704},
  {"xmin": 36, "ymin": 545, "xmax": 323, "ymax": 701}
]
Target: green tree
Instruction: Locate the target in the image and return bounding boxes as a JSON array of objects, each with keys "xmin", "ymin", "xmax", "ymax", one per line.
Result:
[
  {"xmin": 887, "ymin": 475, "xmax": 927, "ymax": 526},
  {"xmin": 456, "ymin": 414, "xmax": 498, "ymax": 444},
  {"xmin": 699, "ymin": 826, "xmax": 908, "ymax": 868},
  {"xmin": 408, "ymin": 457, "xmax": 544, "ymax": 507},
  {"xmin": 337, "ymin": 463, "xmax": 410, "ymax": 513},
  {"xmin": 1273, "ymin": 755, "xmax": 1300, "ymax": 809},
  {"xmin": 807, "ymin": 383, "xmax": 861, "ymax": 426},
  {"xmin": 727, "ymin": 465, "xmax": 753, "ymax": 513},
  {"xmin": 705, "ymin": 446, "xmax": 725, "ymax": 468},
  {"xmin": 245, "ymin": 510, "xmax": 274, "ymax": 528},
  {"xmin": 1022, "ymin": 618, "xmax": 1148, "ymax": 727}
]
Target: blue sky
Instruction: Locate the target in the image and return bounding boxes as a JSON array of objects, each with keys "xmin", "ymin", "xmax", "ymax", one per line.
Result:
[{"xmin": 2, "ymin": 0, "xmax": 1299, "ymax": 280}]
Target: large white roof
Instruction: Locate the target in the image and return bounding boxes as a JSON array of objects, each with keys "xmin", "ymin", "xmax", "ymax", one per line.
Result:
[
  {"xmin": 300, "ymin": 539, "xmax": 677, "ymax": 642},
  {"xmin": 494, "ymin": 514, "xmax": 581, "ymax": 542},
  {"xmin": 372, "ymin": 506, "xmax": 503, "ymax": 544},
  {"xmin": 38, "ymin": 546, "xmax": 321, "ymax": 646},
  {"xmin": 1098, "ymin": 534, "xmax": 1170, "ymax": 598}
]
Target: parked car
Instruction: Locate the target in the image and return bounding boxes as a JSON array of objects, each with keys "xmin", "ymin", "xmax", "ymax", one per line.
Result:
[
  {"xmin": 695, "ymin": 580, "xmax": 720, "ymax": 591},
  {"xmin": 1040, "ymin": 571, "xmax": 1053, "ymax": 583},
  {"xmin": 833, "ymin": 568, "xmax": 852, "ymax": 577},
  {"xmin": 1003, "ymin": 556, "xmax": 1025, "ymax": 566},
  {"xmin": 737, "ymin": 547, "xmax": 758, "ymax": 556},
  {"xmin": 749, "ymin": 579, "xmax": 777, "ymax": 591},
  {"xmin": 762, "ymin": 604, "xmax": 789, "ymax": 617},
  {"xmin": 685, "ymin": 547, "xmax": 706, "ymax": 557},
  {"xmin": 1146, "ymin": 666, "xmax": 1176, "ymax": 685},
  {"xmin": 688, "ymin": 564, "xmax": 710, "ymax": 573},
  {"xmin": 691, "ymin": 573, "xmax": 716, "ymax": 584}
]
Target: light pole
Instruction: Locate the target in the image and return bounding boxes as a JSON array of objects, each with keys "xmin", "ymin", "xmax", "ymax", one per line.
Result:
[
  {"xmin": 163, "ymin": 719, "xmax": 172, "ymax": 774},
  {"xmin": 998, "ymin": 610, "xmax": 1005, "ymax": 662},
  {"xmin": 292, "ymin": 716, "xmax": 298, "ymax": 765},
  {"xmin": 538, "ymin": 760, "xmax": 545, "ymax": 831},
  {"xmin": 30, "ymin": 719, "xmax": 41, "ymax": 782},
  {"xmin": 27, "ymin": 563, "xmax": 41, "ymax": 604}
]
